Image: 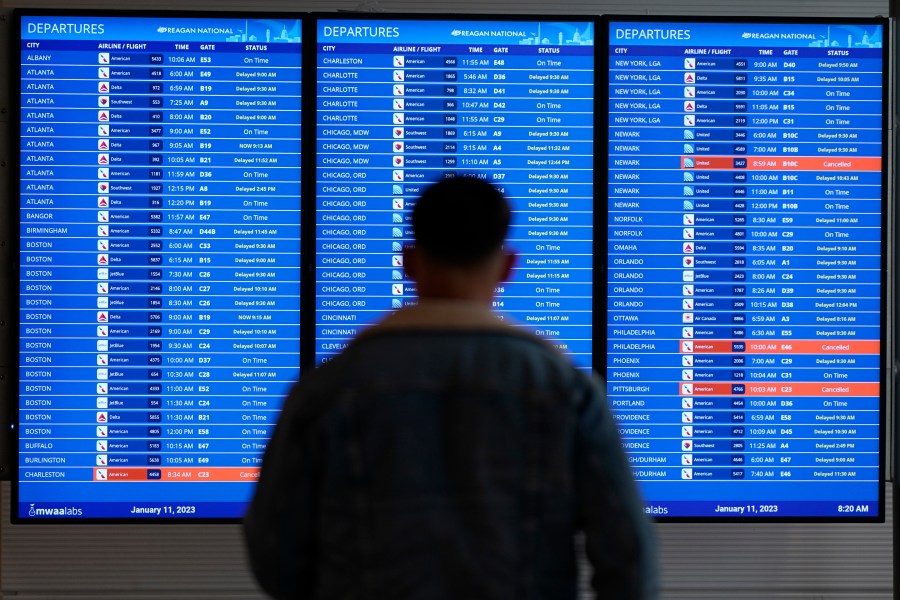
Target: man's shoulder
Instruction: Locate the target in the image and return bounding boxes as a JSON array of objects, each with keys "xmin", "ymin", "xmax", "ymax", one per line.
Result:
[
  {"xmin": 355, "ymin": 301, "xmax": 566, "ymax": 358},
  {"xmin": 288, "ymin": 302, "xmax": 600, "ymax": 417},
  {"xmin": 353, "ymin": 323, "xmax": 565, "ymax": 362},
  {"xmin": 341, "ymin": 324, "xmax": 593, "ymax": 391},
  {"xmin": 281, "ymin": 326, "xmax": 601, "ymax": 441}
]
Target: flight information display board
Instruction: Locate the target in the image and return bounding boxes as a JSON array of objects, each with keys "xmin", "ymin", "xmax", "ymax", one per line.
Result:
[
  {"xmin": 606, "ymin": 18, "xmax": 886, "ymax": 519},
  {"xmin": 16, "ymin": 13, "xmax": 302, "ymax": 520},
  {"xmin": 315, "ymin": 17, "xmax": 595, "ymax": 368}
]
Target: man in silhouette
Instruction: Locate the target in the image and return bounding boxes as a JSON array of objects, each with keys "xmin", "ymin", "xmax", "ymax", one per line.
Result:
[{"xmin": 245, "ymin": 176, "xmax": 658, "ymax": 599}]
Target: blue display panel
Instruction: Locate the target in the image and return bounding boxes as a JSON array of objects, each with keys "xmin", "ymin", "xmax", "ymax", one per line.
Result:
[
  {"xmin": 606, "ymin": 18, "xmax": 886, "ymax": 519},
  {"xmin": 315, "ymin": 17, "xmax": 595, "ymax": 368},
  {"xmin": 16, "ymin": 13, "xmax": 302, "ymax": 520}
]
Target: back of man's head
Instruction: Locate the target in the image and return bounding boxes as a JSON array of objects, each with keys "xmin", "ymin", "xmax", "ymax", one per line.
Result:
[{"xmin": 412, "ymin": 176, "xmax": 511, "ymax": 266}]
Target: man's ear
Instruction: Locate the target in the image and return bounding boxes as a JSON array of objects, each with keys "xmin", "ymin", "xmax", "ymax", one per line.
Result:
[
  {"xmin": 402, "ymin": 245, "xmax": 418, "ymax": 281},
  {"xmin": 499, "ymin": 251, "xmax": 516, "ymax": 282}
]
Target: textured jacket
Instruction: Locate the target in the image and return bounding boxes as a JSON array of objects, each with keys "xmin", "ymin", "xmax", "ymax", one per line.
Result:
[{"xmin": 244, "ymin": 301, "xmax": 658, "ymax": 599}]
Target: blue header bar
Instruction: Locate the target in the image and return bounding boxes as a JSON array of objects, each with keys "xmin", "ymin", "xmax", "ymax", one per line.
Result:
[
  {"xmin": 609, "ymin": 21, "xmax": 882, "ymax": 49},
  {"xmin": 317, "ymin": 19, "xmax": 594, "ymax": 46},
  {"xmin": 21, "ymin": 16, "xmax": 301, "ymax": 43}
]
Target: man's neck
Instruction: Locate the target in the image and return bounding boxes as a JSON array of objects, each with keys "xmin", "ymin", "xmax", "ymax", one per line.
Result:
[{"xmin": 413, "ymin": 271, "xmax": 497, "ymax": 305}]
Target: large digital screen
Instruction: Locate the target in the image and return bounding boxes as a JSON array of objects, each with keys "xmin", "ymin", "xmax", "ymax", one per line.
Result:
[
  {"xmin": 315, "ymin": 16, "xmax": 595, "ymax": 369},
  {"xmin": 606, "ymin": 17, "xmax": 886, "ymax": 519},
  {"xmin": 16, "ymin": 12, "xmax": 302, "ymax": 520}
]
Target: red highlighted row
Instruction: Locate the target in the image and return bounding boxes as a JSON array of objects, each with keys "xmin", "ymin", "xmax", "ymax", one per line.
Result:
[
  {"xmin": 679, "ymin": 382, "xmax": 879, "ymax": 397},
  {"xmin": 94, "ymin": 467, "xmax": 260, "ymax": 481},
  {"xmin": 682, "ymin": 340, "xmax": 880, "ymax": 355},
  {"xmin": 682, "ymin": 156, "xmax": 881, "ymax": 171}
]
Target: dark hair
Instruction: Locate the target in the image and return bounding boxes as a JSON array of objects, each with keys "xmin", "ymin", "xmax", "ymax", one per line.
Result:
[{"xmin": 411, "ymin": 176, "xmax": 511, "ymax": 265}]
